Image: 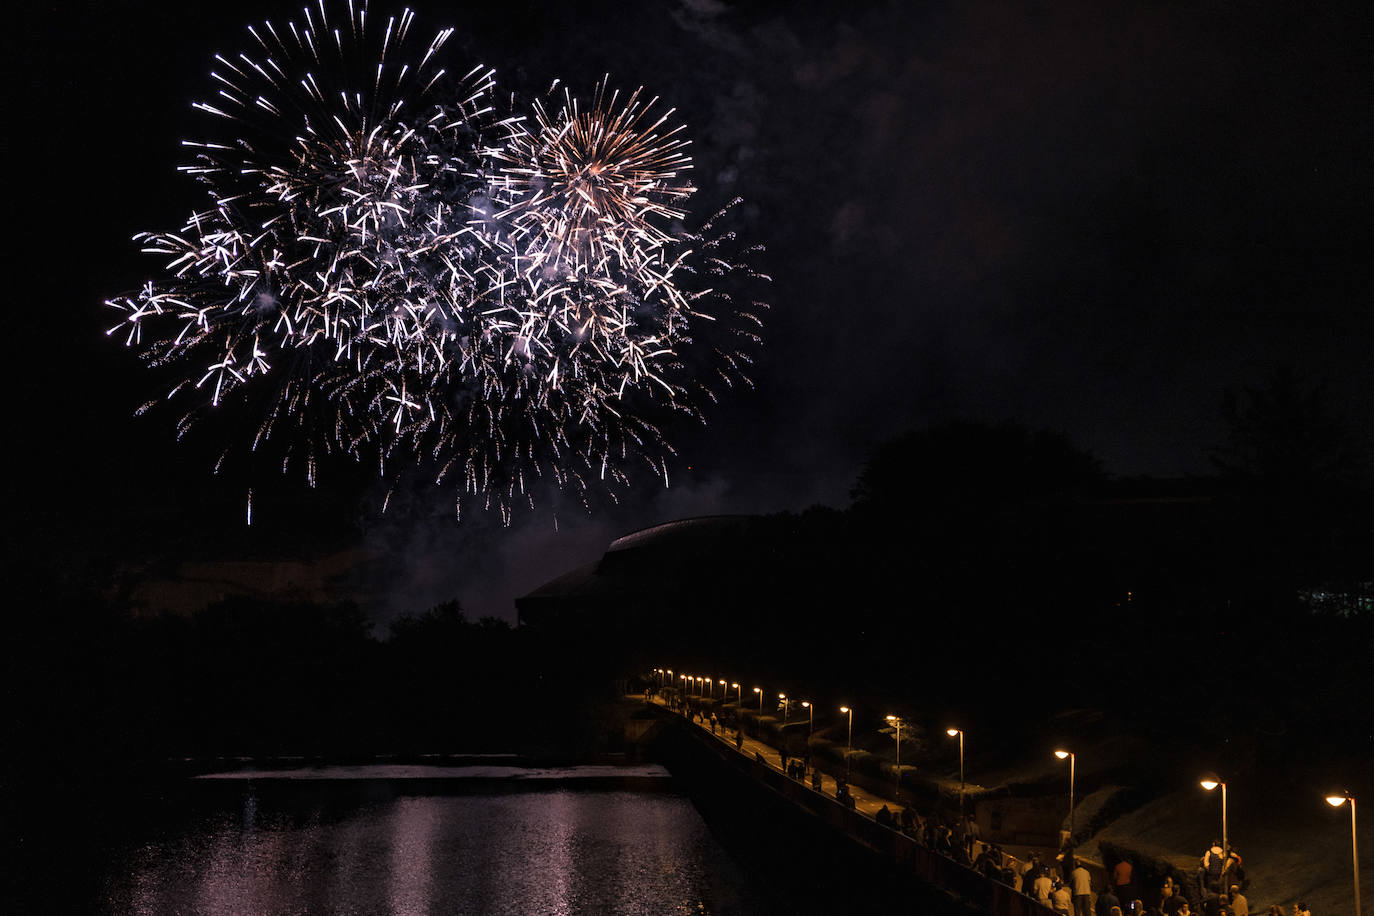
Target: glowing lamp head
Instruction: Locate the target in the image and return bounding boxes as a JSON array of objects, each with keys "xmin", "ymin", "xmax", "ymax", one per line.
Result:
[
  {"xmin": 719, "ymin": 680, "xmax": 725, "ymax": 685},
  {"xmin": 731, "ymin": 683, "xmax": 739, "ymax": 689},
  {"xmin": 1201, "ymin": 779, "xmax": 1221, "ymax": 791},
  {"xmin": 802, "ymin": 701, "xmax": 811, "ymax": 708},
  {"xmin": 753, "ymin": 687, "xmax": 761, "ymax": 694},
  {"xmin": 779, "ymin": 693, "xmax": 786, "ymax": 699},
  {"xmin": 840, "ymin": 706, "xmax": 850, "ymax": 714},
  {"xmin": 1055, "ymin": 750, "xmax": 1070, "ymax": 760},
  {"xmin": 1326, "ymin": 795, "xmax": 1350, "ymax": 807},
  {"xmin": 947, "ymin": 728, "xmax": 960, "ymax": 737},
  {"xmin": 886, "ymin": 715, "xmax": 897, "ymax": 723}
]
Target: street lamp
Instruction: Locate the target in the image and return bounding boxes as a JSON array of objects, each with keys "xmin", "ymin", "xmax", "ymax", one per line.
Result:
[
  {"xmin": 719, "ymin": 679, "xmax": 726, "ymax": 700},
  {"xmin": 947, "ymin": 728, "xmax": 965, "ymax": 819},
  {"xmin": 886, "ymin": 716, "xmax": 903, "ymax": 801},
  {"xmin": 802, "ymin": 701, "xmax": 814, "ymax": 734},
  {"xmin": 753, "ymin": 687, "xmax": 763, "ymax": 714},
  {"xmin": 1200, "ymin": 776, "xmax": 1228, "ymax": 855},
  {"xmin": 1055, "ymin": 750, "xmax": 1076, "ymax": 841},
  {"xmin": 779, "ymin": 693, "xmax": 790, "ymax": 723},
  {"xmin": 1325, "ymin": 793, "xmax": 1360, "ymax": 916},
  {"xmin": 732, "ymin": 683, "xmax": 741, "ymax": 705},
  {"xmin": 840, "ymin": 706, "xmax": 854, "ymax": 777}
]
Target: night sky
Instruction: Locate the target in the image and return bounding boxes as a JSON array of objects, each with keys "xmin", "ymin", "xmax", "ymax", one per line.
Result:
[{"xmin": 8, "ymin": 0, "xmax": 1371, "ymax": 620}]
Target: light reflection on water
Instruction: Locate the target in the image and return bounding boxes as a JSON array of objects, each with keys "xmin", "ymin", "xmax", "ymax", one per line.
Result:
[{"xmin": 104, "ymin": 783, "xmax": 769, "ymax": 915}]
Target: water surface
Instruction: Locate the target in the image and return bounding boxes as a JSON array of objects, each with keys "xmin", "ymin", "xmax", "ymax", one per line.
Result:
[{"xmin": 98, "ymin": 768, "xmax": 772, "ymax": 915}]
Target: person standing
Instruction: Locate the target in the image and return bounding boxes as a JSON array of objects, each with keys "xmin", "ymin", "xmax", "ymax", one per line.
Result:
[
  {"xmin": 1071, "ymin": 860, "xmax": 1094, "ymax": 916},
  {"xmin": 1033, "ymin": 869, "xmax": 1054, "ymax": 908},
  {"xmin": 1160, "ymin": 879, "xmax": 1186, "ymax": 916},
  {"xmin": 1202, "ymin": 841, "xmax": 1226, "ymax": 893},
  {"xmin": 1113, "ymin": 857, "xmax": 1135, "ymax": 906},
  {"xmin": 1052, "ymin": 880, "xmax": 1074, "ymax": 916},
  {"xmin": 1228, "ymin": 886, "xmax": 1248, "ymax": 916}
]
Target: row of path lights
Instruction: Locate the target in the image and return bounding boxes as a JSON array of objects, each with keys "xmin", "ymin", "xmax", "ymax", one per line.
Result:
[{"xmin": 656, "ymin": 668, "xmax": 1362, "ymax": 916}]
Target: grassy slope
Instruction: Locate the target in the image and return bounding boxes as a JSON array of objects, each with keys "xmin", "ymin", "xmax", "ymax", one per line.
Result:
[{"xmin": 1077, "ymin": 784, "xmax": 1370, "ymax": 914}]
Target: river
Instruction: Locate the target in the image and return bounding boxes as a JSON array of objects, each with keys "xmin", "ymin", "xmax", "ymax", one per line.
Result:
[{"xmin": 87, "ymin": 765, "xmax": 776, "ymax": 915}]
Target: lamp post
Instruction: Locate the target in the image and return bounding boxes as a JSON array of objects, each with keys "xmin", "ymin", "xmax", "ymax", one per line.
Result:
[
  {"xmin": 1055, "ymin": 750, "xmax": 1076, "ymax": 841},
  {"xmin": 840, "ymin": 706, "xmax": 854, "ymax": 778},
  {"xmin": 732, "ymin": 683, "xmax": 741, "ymax": 705},
  {"xmin": 754, "ymin": 687, "xmax": 763, "ymax": 714},
  {"xmin": 1325, "ymin": 793, "xmax": 1360, "ymax": 916},
  {"xmin": 1200, "ymin": 776, "xmax": 1228, "ymax": 855},
  {"xmin": 802, "ymin": 701, "xmax": 814, "ymax": 735},
  {"xmin": 886, "ymin": 716, "xmax": 903, "ymax": 801},
  {"xmin": 779, "ymin": 693, "xmax": 790, "ymax": 723},
  {"xmin": 947, "ymin": 728, "xmax": 965, "ymax": 819},
  {"xmin": 719, "ymin": 679, "xmax": 726, "ymax": 700}
]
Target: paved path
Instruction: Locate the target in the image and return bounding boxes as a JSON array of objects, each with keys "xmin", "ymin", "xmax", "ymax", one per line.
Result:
[
  {"xmin": 652, "ymin": 695, "xmax": 939, "ymax": 821},
  {"xmin": 644, "ymin": 693, "xmax": 1069, "ymax": 875}
]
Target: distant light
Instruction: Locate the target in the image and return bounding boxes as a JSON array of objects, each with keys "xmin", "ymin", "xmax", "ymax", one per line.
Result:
[
  {"xmin": 753, "ymin": 687, "xmax": 761, "ymax": 693},
  {"xmin": 779, "ymin": 693, "xmax": 786, "ymax": 699},
  {"xmin": 802, "ymin": 701, "xmax": 811, "ymax": 708},
  {"xmin": 947, "ymin": 728, "xmax": 960, "ymax": 737},
  {"xmin": 886, "ymin": 715, "xmax": 897, "ymax": 722},
  {"xmin": 840, "ymin": 706, "xmax": 850, "ymax": 713},
  {"xmin": 1055, "ymin": 750, "xmax": 1070, "ymax": 759},
  {"xmin": 1327, "ymin": 795, "xmax": 1350, "ymax": 807},
  {"xmin": 731, "ymin": 683, "xmax": 739, "ymax": 689}
]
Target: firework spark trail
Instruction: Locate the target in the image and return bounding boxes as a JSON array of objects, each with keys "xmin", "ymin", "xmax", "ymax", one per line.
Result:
[{"xmin": 105, "ymin": 1, "xmax": 766, "ymax": 521}]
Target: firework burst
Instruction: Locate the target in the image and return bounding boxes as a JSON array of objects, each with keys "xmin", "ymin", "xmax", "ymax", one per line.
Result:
[{"xmin": 106, "ymin": 1, "xmax": 766, "ymax": 522}]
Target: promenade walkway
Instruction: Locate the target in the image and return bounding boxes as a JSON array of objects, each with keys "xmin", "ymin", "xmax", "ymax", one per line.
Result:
[
  {"xmin": 645, "ymin": 692, "xmax": 1072, "ymax": 916},
  {"xmin": 646, "ymin": 694, "xmax": 1046, "ymax": 865}
]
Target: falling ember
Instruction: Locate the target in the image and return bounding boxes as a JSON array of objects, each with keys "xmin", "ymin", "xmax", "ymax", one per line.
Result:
[{"xmin": 104, "ymin": 0, "xmax": 767, "ymax": 522}]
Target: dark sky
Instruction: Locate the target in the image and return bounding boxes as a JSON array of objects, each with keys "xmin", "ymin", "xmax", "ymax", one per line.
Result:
[{"xmin": 8, "ymin": 0, "xmax": 1372, "ymax": 620}]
